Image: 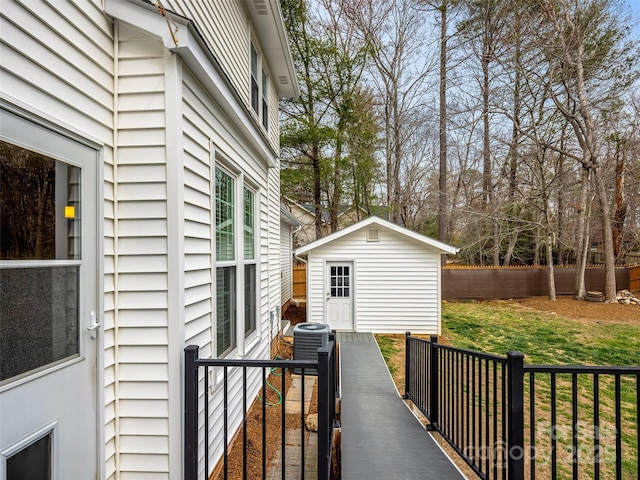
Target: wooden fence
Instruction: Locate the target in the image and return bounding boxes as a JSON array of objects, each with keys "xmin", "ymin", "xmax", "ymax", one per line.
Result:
[
  {"xmin": 442, "ymin": 266, "xmax": 631, "ymax": 300},
  {"xmin": 288, "ymin": 264, "xmax": 637, "ymax": 303},
  {"xmin": 293, "ymin": 265, "xmax": 306, "ymax": 299},
  {"xmin": 630, "ymin": 265, "xmax": 640, "ymax": 292}
]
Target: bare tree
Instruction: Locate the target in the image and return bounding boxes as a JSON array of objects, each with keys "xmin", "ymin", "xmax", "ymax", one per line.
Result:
[
  {"xmin": 538, "ymin": 0, "xmax": 637, "ymax": 300},
  {"xmin": 343, "ymin": 0, "xmax": 437, "ymax": 225}
]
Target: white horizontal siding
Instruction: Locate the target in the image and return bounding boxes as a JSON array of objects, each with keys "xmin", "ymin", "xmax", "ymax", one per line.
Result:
[
  {"xmin": 112, "ymin": 22, "xmax": 173, "ymax": 478},
  {"xmin": 0, "ymin": 1, "xmax": 117, "ymax": 478},
  {"xmin": 165, "ymin": 0, "xmax": 248, "ymax": 109},
  {"xmin": 268, "ymin": 167, "xmax": 281, "ymax": 328},
  {"xmin": 0, "ymin": 0, "xmax": 113, "ymax": 139},
  {"xmin": 307, "ymin": 255, "xmax": 326, "ymax": 324},
  {"xmin": 280, "ymin": 222, "xmax": 293, "ymax": 308},
  {"xmin": 307, "ymin": 226, "xmax": 442, "ymax": 333},
  {"xmin": 181, "ymin": 63, "xmax": 278, "ymax": 477},
  {"xmin": 162, "ymin": 0, "xmax": 281, "ymax": 154}
]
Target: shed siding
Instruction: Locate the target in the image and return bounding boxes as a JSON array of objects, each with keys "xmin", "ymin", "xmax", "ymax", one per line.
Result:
[{"xmin": 307, "ymin": 226, "xmax": 442, "ymax": 333}]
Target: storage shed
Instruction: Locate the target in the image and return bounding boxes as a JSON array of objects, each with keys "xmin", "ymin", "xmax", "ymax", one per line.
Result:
[{"xmin": 295, "ymin": 216, "xmax": 459, "ymax": 334}]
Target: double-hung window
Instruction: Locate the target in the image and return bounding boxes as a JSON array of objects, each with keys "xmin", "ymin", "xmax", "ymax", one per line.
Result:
[
  {"xmin": 215, "ymin": 167, "xmax": 236, "ymax": 356},
  {"xmin": 215, "ymin": 167, "xmax": 258, "ymax": 356},
  {"xmin": 250, "ymin": 40, "xmax": 269, "ymax": 132},
  {"xmin": 243, "ymin": 188, "xmax": 256, "ymax": 336},
  {"xmin": 250, "ymin": 43, "xmax": 260, "ymax": 116}
]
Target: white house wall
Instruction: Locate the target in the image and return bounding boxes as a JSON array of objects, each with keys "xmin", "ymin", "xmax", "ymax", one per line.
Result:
[
  {"xmin": 307, "ymin": 227, "xmax": 442, "ymax": 334},
  {"xmin": 163, "ymin": 0, "xmax": 283, "ymax": 151},
  {"xmin": 164, "ymin": 1, "xmax": 248, "ymax": 109},
  {"xmin": 181, "ymin": 56, "xmax": 279, "ymax": 478},
  {"xmin": 268, "ymin": 166, "xmax": 281, "ymax": 333},
  {"xmin": 112, "ymin": 23, "xmax": 175, "ymax": 479},
  {"xmin": 0, "ymin": 0, "xmax": 116, "ymax": 476},
  {"xmin": 2, "ymin": 0, "xmax": 286, "ymax": 478}
]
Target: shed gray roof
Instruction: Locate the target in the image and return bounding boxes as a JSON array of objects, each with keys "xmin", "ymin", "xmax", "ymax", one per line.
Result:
[{"xmin": 294, "ymin": 216, "xmax": 459, "ymax": 255}]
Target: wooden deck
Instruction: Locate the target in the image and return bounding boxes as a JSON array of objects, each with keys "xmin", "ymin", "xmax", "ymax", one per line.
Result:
[{"xmin": 338, "ymin": 332, "xmax": 465, "ymax": 479}]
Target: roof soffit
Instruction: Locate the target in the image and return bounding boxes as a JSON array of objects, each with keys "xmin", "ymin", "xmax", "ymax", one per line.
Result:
[{"xmin": 241, "ymin": 0, "xmax": 299, "ymax": 98}]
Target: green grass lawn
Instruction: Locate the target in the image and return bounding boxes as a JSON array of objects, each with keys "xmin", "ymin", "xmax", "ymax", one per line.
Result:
[
  {"xmin": 379, "ymin": 301, "xmax": 640, "ymax": 479},
  {"xmin": 441, "ymin": 301, "xmax": 640, "ymax": 366}
]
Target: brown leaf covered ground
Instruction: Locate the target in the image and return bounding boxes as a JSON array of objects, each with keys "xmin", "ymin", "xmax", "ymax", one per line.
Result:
[{"xmin": 514, "ymin": 295, "xmax": 640, "ymax": 323}]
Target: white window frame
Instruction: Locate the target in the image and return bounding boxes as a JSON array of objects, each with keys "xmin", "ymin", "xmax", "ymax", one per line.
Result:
[
  {"xmin": 250, "ymin": 39, "xmax": 269, "ymax": 133},
  {"xmin": 214, "ymin": 165, "xmax": 237, "ymax": 357},
  {"xmin": 213, "ymin": 163, "xmax": 260, "ymax": 358},
  {"xmin": 243, "ymin": 186, "xmax": 257, "ymax": 340}
]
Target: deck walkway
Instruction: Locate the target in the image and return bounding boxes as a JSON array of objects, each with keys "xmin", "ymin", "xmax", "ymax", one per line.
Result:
[{"xmin": 337, "ymin": 332, "xmax": 465, "ymax": 479}]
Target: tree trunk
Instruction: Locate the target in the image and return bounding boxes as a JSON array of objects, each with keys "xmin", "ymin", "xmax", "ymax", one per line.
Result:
[
  {"xmin": 313, "ymin": 143, "xmax": 323, "ymax": 239},
  {"xmin": 557, "ymin": 148, "xmax": 566, "ymax": 265},
  {"xmin": 593, "ymin": 165, "xmax": 618, "ymax": 301},
  {"xmin": 330, "ymin": 135, "xmax": 343, "ymax": 233},
  {"xmin": 613, "ymin": 144, "xmax": 627, "ymax": 260},
  {"xmin": 438, "ymin": 1, "xmax": 448, "ymax": 266},
  {"xmin": 493, "ymin": 221, "xmax": 500, "ymax": 266},
  {"xmin": 503, "ymin": 230, "xmax": 518, "ymax": 266},
  {"xmin": 546, "ymin": 232, "xmax": 556, "ymax": 301},
  {"xmin": 482, "ymin": 50, "xmax": 492, "ymax": 206},
  {"xmin": 508, "ymin": 41, "xmax": 521, "ymax": 200},
  {"xmin": 574, "ymin": 166, "xmax": 590, "ymax": 299}
]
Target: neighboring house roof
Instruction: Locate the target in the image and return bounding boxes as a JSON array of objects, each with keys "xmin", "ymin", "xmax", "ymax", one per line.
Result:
[
  {"xmin": 295, "ymin": 216, "xmax": 459, "ymax": 255},
  {"xmin": 280, "ymin": 205, "xmax": 301, "ymax": 226},
  {"xmin": 337, "ymin": 205, "xmax": 368, "ymax": 219},
  {"xmin": 282, "ymin": 196, "xmax": 326, "ymax": 222}
]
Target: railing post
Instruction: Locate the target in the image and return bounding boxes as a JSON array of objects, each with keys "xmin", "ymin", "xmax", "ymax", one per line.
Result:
[
  {"xmin": 404, "ymin": 331, "xmax": 411, "ymax": 399},
  {"xmin": 428, "ymin": 334, "xmax": 439, "ymax": 431},
  {"xmin": 317, "ymin": 344, "xmax": 331, "ymax": 480},
  {"xmin": 329, "ymin": 331, "xmax": 339, "ymax": 394},
  {"xmin": 184, "ymin": 345, "xmax": 199, "ymax": 480},
  {"xmin": 507, "ymin": 351, "xmax": 525, "ymax": 480}
]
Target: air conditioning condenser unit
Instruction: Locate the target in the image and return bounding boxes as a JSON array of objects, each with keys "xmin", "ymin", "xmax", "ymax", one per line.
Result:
[{"xmin": 293, "ymin": 323, "xmax": 329, "ymax": 375}]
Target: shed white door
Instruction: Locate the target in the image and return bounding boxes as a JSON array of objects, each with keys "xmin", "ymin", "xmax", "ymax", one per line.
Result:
[
  {"xmin": 0, "ymin": 109, "xmax": 99, "ymax": 479},
  {"xmin": 326, "ymin": 262, "xmax": 353, "ymax": 330}
]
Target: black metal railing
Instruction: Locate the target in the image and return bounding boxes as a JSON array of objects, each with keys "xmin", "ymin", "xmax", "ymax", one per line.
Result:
[
  {"xmin": 405, "ymin": 333, "xmax": 640, "ymax": 480},
  {"xmin": 184, "ymin": 338, "xmax": 339, "ymax": 480}
]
